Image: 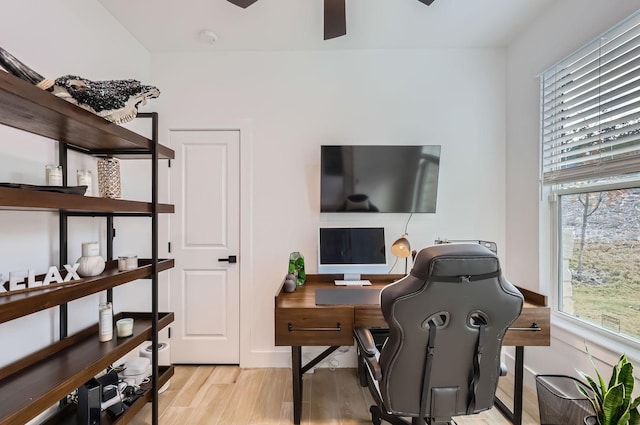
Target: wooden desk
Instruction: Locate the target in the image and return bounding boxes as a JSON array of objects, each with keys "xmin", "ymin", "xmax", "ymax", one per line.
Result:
[{"xmin": 275, "ymin": 274, "xmax": 550, "ymax": 425}]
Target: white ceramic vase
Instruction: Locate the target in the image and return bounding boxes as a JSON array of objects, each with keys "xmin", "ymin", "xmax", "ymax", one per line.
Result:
[{"xmin": 76, "ymin": 242, "xmax": 106, "ymax": 277}]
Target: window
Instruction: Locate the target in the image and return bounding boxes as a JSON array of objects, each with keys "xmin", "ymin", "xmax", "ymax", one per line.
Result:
[
  {"xmin": 558, "ymin": 188, "xmax": 640, "ymax": 340},
  {"xmin": 541, "ymin": 11, "xmax": 640, "ymax": 342}
]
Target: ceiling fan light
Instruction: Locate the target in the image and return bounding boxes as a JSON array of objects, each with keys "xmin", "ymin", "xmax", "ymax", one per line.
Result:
[
  {"xmin": 227, "ymin": 0, "xmax": 259, "ymax": 8},
  {"xmin": 324, "ymin": 0, "xmax": 347, "ymax": 40}
]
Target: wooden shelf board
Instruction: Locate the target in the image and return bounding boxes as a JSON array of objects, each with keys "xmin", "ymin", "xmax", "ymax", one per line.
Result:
[
  {"xmin": 0, "ymin": 72, "xmax": 173, "ymax": 159},
  {"xmin": 0, "ymin": 312, "xmax": 174, "ymax": 425},
  {"xmin": 0, "ymin": 187, "xmax": 174, "ymax": 213},
  {"xmin": 0, "ymin": 259, "xmax": 175, "ymax": 324}
]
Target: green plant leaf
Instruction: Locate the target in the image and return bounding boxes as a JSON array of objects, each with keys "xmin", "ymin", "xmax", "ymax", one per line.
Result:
[
  {"xmin": 629, "ymin": 406, "xmax": 640, "ymax": 425},
  {"xmin": 577, "ymin": 370, "xmax": 604, "ymax": 424},
  {"xmin": 576, "ymin": 375, "xmax": 594, "ymax": 398},
  {"xmin": 577, "ymin": 382, "xmax": 602, "ymax": 419},
  {"xmin": 618, "ymin": 361, "xmax": 635, "ymax": 408},
  {"xmin": 628, "ymin": 399, "xmax": 640, "ymax": 425},
  {"xmin": 602, "ymin": 383, "xmax": 625, "ymax": 425},
  {"xmin": 618, "ymin": 409, "xmax": 631, "ymax": 425},
  {"xmin": 579, "ymin": 369, "xmax": 604, "ymax": 404},
  {"xmin": 586, "ymin": 346, "xmax": 609, "ymax": 399},
  {"xmin": 609, "ymin": 359, "xmax": 620, "ymax": 390}
]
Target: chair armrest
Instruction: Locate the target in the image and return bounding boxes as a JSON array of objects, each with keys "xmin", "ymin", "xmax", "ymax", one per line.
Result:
[
  {"xmin": 354, "ymin": 327, "xmax": 377, "ymax": 356},
  {"xmin": 354, "ymin": 327, "xmax": 382, "ymax": 381}
]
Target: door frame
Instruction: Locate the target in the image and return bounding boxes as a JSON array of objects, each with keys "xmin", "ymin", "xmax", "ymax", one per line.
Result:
[{"xmin": 167, "ymin": 120, "xmax": 254, "ymax": 367}]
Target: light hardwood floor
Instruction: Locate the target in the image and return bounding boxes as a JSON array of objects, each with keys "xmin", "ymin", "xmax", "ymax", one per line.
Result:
[{"xmin": 129, "ymin": 366, "xmax": 540, "ymax": 425}]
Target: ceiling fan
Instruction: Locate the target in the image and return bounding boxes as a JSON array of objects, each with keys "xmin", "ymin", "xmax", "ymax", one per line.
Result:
[{"xmin": 227, "ymin": 0, "xmax": 435, "ymax": 40}]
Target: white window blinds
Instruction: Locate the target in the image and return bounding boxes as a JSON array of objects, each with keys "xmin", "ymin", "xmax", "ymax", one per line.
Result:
[{"xmin": 541, "ymin": 11, "xmax": 640, "ymax": 185}]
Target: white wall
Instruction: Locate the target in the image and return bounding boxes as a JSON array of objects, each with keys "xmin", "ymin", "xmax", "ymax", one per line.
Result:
[
  {"xmin": 506, "ymin": 0, "xmax": 640, "ymax": 388},
  {"xmin": 152, "ymin": 48, "xmax": 508, "ymax": 366},
  {"xmin": 8, "ymin": 0, "xmax": 629, "ymax": 396},
  {"xmin": 0, "ymin": 0, "xmax": 153, "ymax": 372}
]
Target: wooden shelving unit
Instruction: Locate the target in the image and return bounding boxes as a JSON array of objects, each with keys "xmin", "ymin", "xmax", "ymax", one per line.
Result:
[{"xmin": 0, "ymin": 71, "xmax": 174, "ymax": 425}]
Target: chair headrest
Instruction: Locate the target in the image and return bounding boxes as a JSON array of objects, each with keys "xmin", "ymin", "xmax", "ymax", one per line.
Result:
[{"xmin": 409, "ymin": 243, "xmax": 500, "ymax": 281}]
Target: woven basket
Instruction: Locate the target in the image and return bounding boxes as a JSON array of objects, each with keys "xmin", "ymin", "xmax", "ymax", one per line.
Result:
[{"xmin": 97, "ymin": 157, "xmax": 121, "ymax": 198}]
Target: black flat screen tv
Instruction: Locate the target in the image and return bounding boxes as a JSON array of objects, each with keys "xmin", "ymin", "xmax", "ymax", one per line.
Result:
[{"xmin": 320, "ymin": 145, "xmax": 441, "ymax": 213}]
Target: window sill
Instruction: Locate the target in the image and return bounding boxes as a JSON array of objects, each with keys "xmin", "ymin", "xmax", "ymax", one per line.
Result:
[{"xmin": 551, "ymin": 311, "xmax": 640, "ymax": 366}]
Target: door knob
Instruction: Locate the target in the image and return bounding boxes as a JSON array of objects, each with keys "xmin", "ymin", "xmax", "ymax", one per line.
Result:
[{"xmin": 218, "ymin": 255, "xmax": 237, "ymax": 264}]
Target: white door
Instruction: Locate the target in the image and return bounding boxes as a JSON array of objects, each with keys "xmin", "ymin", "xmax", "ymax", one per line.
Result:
[{"xmin": 169, "ymin": 130, "xmax": 240, "ymax": 364}]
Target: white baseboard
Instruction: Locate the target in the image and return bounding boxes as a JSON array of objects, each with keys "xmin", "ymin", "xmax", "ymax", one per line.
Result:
[
  {"xmin": 241, "ymin": 346, "xmax": 357, "ymax": 369},
  {"xmin": 501, "ymin": 347, "xmax": 538, "ymax": 392},
  {"xmin": 241, "ymin": 348, "xmax": 290, "ymax": 368},
  {"xmin": 242, "ymin": 345, "xmax": 540, "ymax": 397}
]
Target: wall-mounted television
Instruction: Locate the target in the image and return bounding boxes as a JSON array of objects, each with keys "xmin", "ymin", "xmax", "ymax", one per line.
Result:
[{"xmin": 320, "ymin": 145, "xmax": 441, "ymax": 213}]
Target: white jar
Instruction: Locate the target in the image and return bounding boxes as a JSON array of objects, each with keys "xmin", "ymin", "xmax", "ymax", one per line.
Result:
[{"xmin": 76, "ymin": 242, "xmax": 105, "ymax": 277}]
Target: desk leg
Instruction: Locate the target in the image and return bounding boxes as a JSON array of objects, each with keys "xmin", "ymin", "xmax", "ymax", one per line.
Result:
[
  {"xmin": 513, "ymin": 346, "xmax": 524, "ymax": 425},
  {"xmin": 290, "ymin": 346, "xmax": 341, "ymax": 425},
  {"xmin": 494, "ymin": 345, "xmax": 524, "ymax": 425},
  {"xmin": 292, "ymin": 346, "xmax": 302, "ymax": 425}
]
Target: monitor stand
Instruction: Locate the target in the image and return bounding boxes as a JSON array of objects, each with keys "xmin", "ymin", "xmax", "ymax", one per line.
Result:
[{"xmin": 334, "ymin": 274, "xmax": 371, "ymax": 286}]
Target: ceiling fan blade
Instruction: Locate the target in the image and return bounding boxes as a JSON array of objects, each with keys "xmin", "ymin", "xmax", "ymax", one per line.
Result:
[
  {"xmin": 417, "ymin": 0, "xmax": 435, "ymax": 5},
  {"xmin": 227, "ymin": 0, "xmax": 259, "ymax": 8},
  {"xmin": 324, "ymin": 0, "xmax": 346, "ymax": 40}
]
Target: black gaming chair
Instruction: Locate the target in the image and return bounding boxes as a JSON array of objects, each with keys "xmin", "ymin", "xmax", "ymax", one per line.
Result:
[{"xmin": 354, "ymin": 243, "xmax": 523, "ymax": 425}]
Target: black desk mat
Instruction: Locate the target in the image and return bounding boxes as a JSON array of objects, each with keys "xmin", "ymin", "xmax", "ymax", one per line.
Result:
[{"xmin": 315, "ymin": 287, "xmax": 382, "ymax": 305}]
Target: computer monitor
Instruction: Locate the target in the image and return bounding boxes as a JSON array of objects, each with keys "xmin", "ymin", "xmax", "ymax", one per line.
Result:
[{"xmin": 318, "ymin": 227, "xmax": 387, "ymax": 281}]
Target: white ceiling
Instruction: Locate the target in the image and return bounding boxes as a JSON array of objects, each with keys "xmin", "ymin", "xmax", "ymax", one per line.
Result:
[{"xmin": 97, "ymin": 0, "xmax": 554, "ymax": 52}]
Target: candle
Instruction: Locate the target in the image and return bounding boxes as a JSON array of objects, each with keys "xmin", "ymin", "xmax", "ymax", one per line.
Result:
[
  {"xmin": 118, "ymin": 255, "xmax": 138, "ymax": 271},
  {"xmin": 77, "ymin": 170, "xmax": 92, "ymax": 196},
  {"xmin": 45, "ymin": 164, "xmax": 63, "ymax": 186},
  {"xmin": 116, "ymin": 318, "xmax": 134, "ymax": 337}
]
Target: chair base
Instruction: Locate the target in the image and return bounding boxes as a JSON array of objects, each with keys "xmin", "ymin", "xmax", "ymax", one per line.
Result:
[{"xmin": 369, "ymin": 405, "xmax": 457, "ymax": 425}]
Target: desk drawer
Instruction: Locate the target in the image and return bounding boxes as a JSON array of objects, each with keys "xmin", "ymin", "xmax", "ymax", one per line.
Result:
[
  {"xmin": 275, "ymin": 307, "xmax": 354, "ymax": 346},
  {"xmin": 504, "ymin": 306, "xmax": 550, "ymax": 346},
  {"xmin": 355, "ymin": 306, "xmax": 387, "ymax": 328}
]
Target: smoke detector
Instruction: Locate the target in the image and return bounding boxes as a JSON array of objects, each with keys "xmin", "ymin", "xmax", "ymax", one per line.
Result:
[{"xmin": 199, "ymin": 30, "xmax": 218, "ymax": 44}]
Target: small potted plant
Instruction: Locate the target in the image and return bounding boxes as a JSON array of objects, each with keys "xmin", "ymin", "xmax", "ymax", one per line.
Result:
[{"xmin": 577, "ymin": 351, "xmax": 640, "ymax": 425}]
